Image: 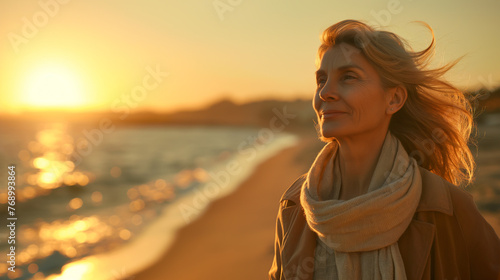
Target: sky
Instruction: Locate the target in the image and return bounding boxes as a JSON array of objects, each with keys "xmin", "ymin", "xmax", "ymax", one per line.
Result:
[{"xmin": 1, "ymin": 0, "xmax": 499, "ymax": 114}]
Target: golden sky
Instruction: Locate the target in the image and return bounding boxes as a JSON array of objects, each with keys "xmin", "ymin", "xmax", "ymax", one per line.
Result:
[{"xmin": 1, "ymin": 0, "xmax": 499, "ymax": 114}]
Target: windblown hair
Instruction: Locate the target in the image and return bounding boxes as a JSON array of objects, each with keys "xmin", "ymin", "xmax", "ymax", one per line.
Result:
[{"xmin": 316, "ymin": 20, "xmax": 476, "ymax": 186}]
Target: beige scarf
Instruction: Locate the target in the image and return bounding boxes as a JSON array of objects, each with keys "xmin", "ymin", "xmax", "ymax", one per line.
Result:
[{"xmin": 300, "ymin": 131, "xmax": 422, "ymax": 279}]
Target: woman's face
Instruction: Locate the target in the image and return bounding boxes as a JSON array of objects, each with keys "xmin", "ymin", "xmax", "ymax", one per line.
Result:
[{"xmin": 313, "ymin": 43, "xmax": 393, "ymax": 140}]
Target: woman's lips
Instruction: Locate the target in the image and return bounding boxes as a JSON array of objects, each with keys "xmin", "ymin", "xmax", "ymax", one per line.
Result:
[{"xmin": 322, "ymin": 110, "xmax": 347, "ymax": 119}]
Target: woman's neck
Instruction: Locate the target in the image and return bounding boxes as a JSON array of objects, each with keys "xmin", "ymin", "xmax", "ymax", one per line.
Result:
[{"xmin": 336, "ymin": 129, "xmax": 388, "ymax": 200}]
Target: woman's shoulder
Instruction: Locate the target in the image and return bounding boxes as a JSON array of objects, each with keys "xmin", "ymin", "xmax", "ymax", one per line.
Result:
[
  {"xmin": 413, "ymin": 167, "xmax": 500, "ymax": 278},
  {"xmin": 417, "ymin": 166, "xmax": 499, "ymax": 239},
  {"xmin": 417, "ymin": 166, "xmax": 476, "ymax": 216}
]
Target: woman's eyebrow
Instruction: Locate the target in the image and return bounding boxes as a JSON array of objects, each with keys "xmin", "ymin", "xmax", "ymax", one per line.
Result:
[
  {"xmin": 315, "ymin": 64, "xmax": 365, "ymax": 78},
  {"xmin": 337, "ymin": 64, "xmax": 365, "ymax": 73}
]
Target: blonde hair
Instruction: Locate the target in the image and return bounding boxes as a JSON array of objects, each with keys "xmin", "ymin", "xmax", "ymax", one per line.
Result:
[{"xmin": 316, "ymin": 20, "xmax": 476, "ymax": 186}]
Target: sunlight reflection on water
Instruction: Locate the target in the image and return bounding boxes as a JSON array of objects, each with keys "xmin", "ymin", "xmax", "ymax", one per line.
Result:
[{"xmin": 0, "ymin": 121, "xmax": 298, "ymax": 279}]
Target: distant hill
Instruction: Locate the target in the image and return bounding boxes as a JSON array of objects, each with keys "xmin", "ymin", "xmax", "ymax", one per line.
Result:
[
  {"xmin": 161, "ymin": 98, "xmax": 316, "ymax": 128},
  {"xmin": 1, "ymin": 98, "xmax": 318, "ymax": 133}
]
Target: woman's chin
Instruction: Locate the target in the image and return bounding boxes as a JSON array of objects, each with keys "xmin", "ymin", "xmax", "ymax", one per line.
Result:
[{"xmin": 320, "ymin": 126, "xmax": 348, "ymax": 139}]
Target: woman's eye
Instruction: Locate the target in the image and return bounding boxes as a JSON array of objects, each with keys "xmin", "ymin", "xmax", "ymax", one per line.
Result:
[{"xmin": 342, "ymin": 73, "xmax": 358, "ymax": 81}]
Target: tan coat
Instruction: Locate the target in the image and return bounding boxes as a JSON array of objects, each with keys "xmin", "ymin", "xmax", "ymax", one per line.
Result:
[{"xmin": 269, "ymin": 166, "xmax": 500, "ymax": 280}]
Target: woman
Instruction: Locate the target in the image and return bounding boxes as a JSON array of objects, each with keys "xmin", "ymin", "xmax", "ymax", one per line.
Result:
[{"xmin": 269, "ymin": 20, "xmax": 500, "ymax": 280}]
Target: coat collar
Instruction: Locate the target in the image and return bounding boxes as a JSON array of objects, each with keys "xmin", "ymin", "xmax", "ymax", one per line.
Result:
[{"xmin": 280, "ymin": 166, "xmax": 454, "ymax": 216}]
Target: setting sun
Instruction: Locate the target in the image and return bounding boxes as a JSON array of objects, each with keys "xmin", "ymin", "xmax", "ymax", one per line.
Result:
[{"xmin": 21, "ymin": 64, "xmax": 86, "ymax": 109}]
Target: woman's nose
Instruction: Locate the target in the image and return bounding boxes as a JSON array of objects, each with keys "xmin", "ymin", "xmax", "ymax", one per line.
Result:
[{"xmin": 319, "ymin": 80, "xmax": 340, "ymax": 101}]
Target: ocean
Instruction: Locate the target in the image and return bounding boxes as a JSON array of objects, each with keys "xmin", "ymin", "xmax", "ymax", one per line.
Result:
[{"xmin": 0, "ymin": 121, "xmax": 298, "ymax": 280}]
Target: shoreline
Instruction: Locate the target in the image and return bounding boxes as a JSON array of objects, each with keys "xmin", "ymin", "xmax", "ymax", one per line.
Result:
[{"xmin": 132, "ymin": 135, "xmax": 321, "ymax": 280}]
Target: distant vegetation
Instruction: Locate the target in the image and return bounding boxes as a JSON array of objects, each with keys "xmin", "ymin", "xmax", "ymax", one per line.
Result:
[{"xmin": 468, "ymin": 87, "xmax": 500, "ymax": 123}]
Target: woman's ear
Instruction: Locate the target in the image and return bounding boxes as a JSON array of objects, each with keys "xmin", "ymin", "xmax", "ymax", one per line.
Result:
[{"xmin": 386, "ymin": 86, "xmax": 407, "ymax": 115}]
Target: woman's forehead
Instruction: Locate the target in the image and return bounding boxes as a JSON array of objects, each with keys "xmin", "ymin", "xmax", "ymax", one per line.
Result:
[{"xmin": 319, "ymin": 43, "xmax": 371, "ymax": 73}]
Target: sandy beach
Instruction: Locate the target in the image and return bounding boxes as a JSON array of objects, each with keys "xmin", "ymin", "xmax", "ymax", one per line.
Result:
[{"xmin": 132, "ymin": 135, "xmax": 322, "ymax": 280}]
